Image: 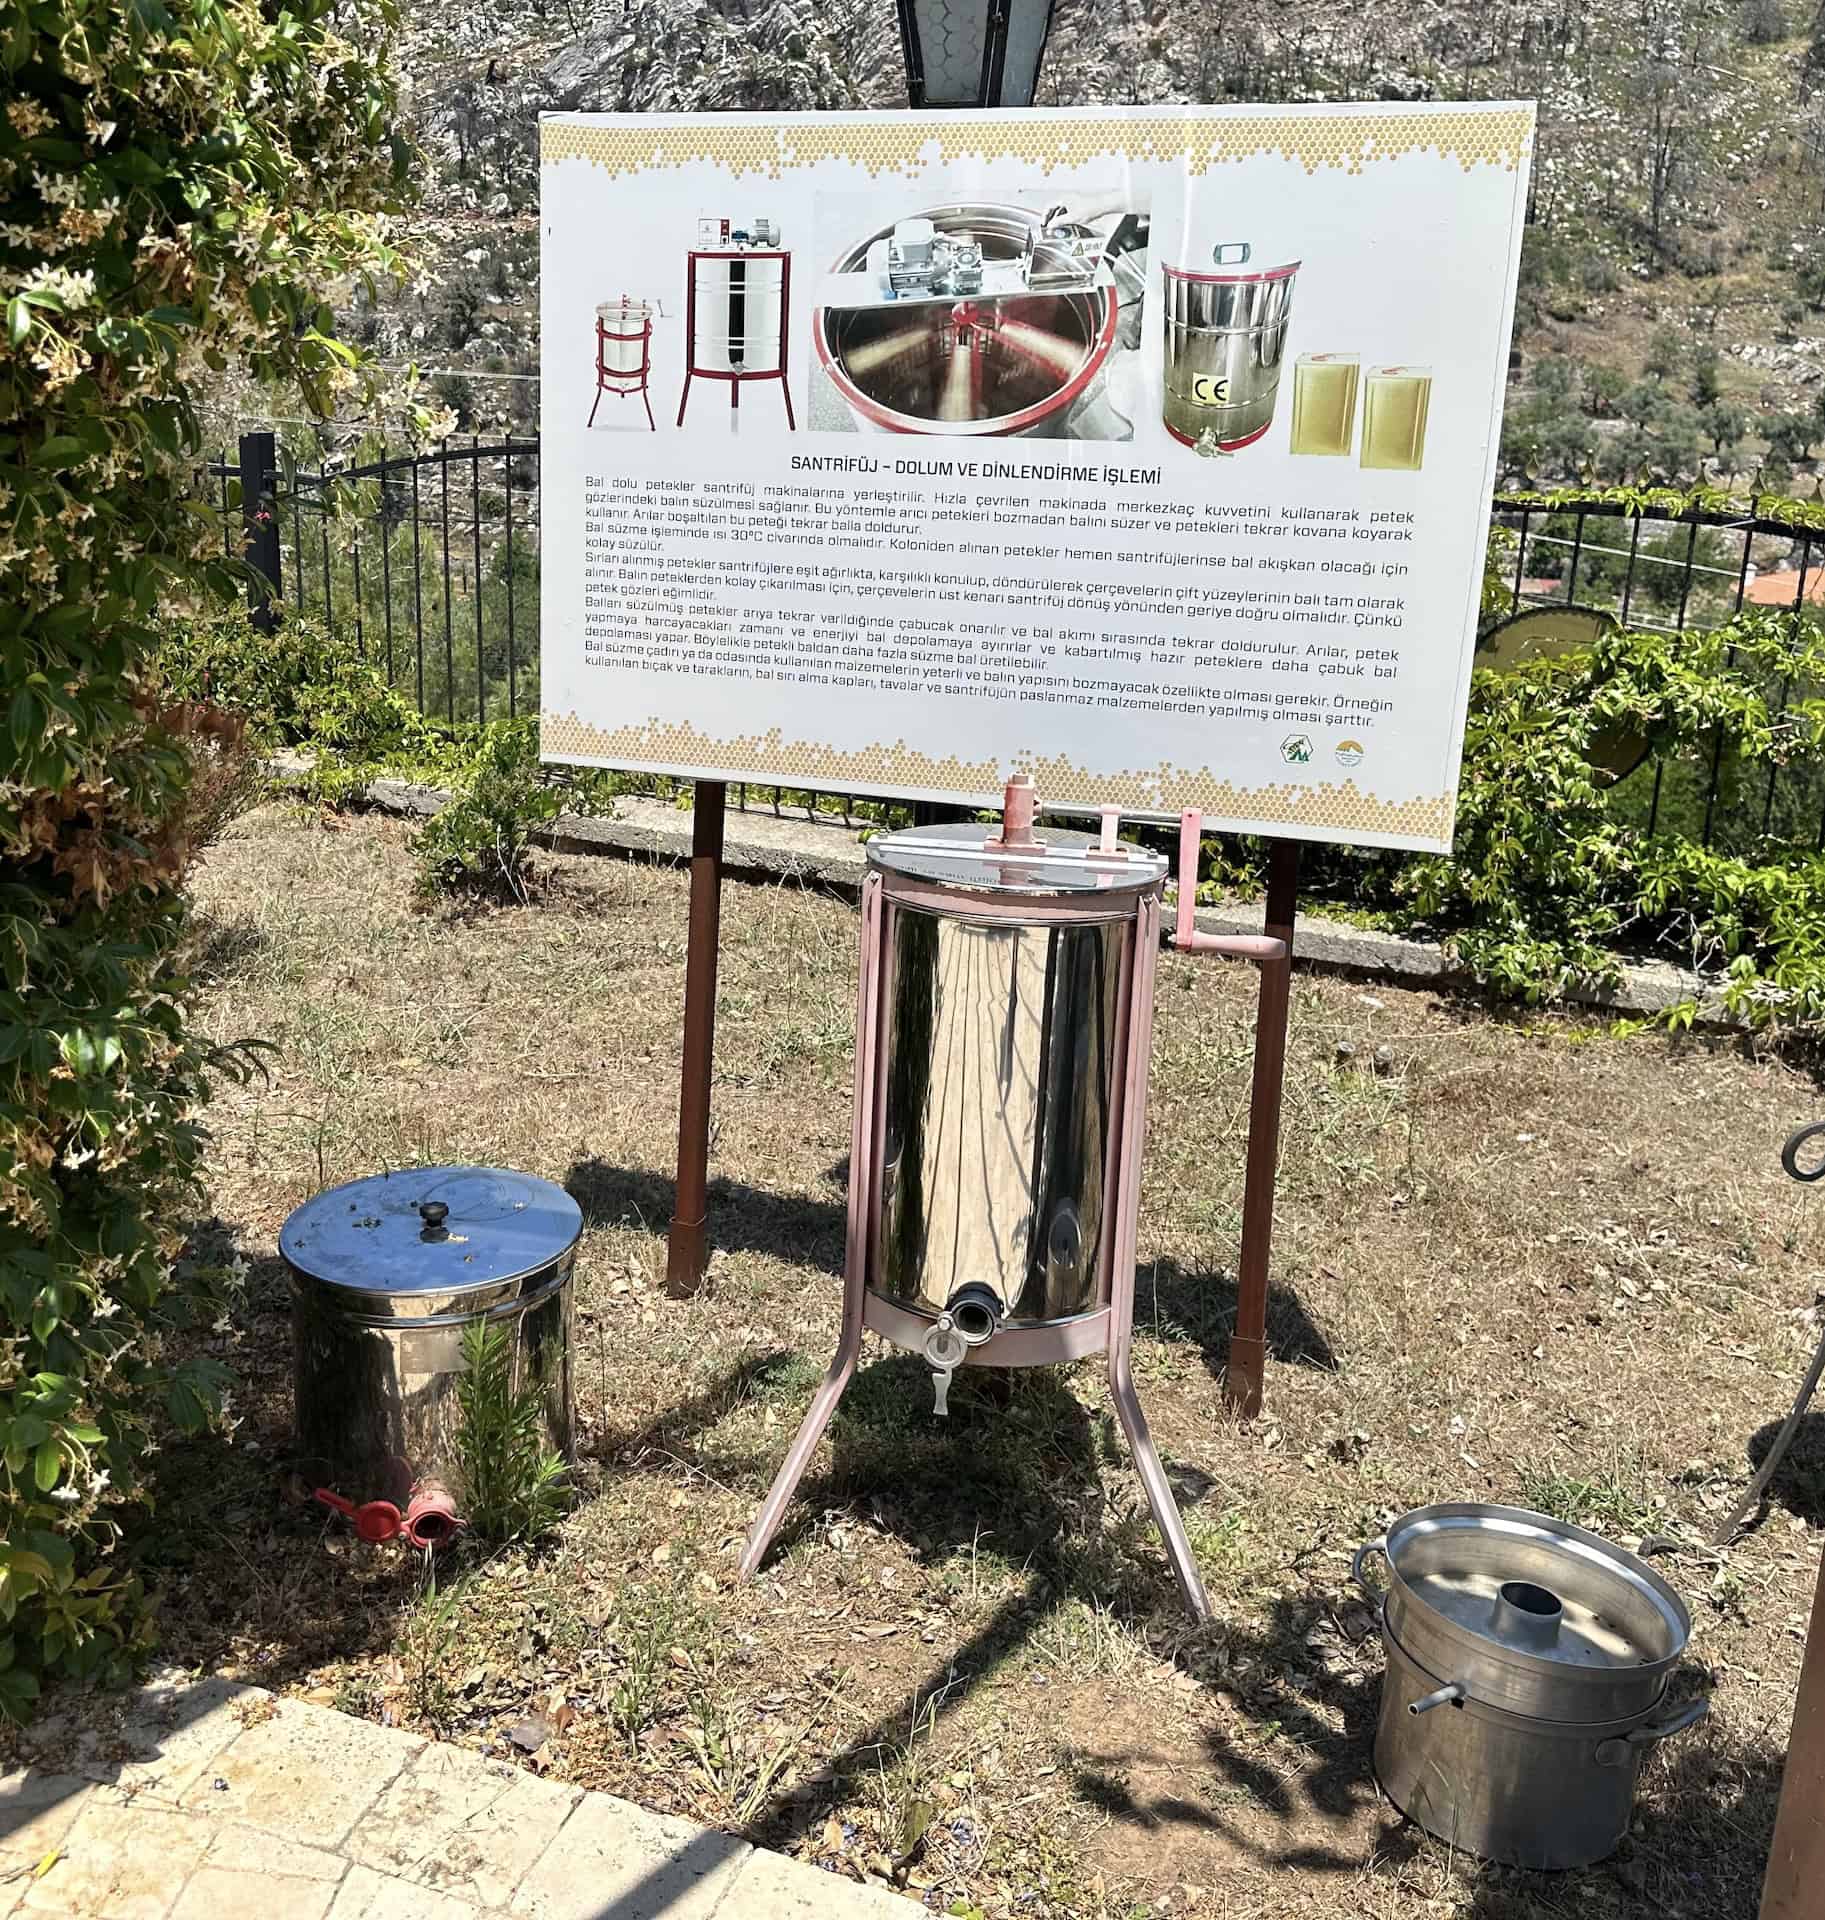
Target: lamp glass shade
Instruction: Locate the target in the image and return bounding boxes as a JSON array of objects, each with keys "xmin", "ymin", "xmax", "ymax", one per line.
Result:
[{"xmin": 900, "ymin": 0, "xmax": 1056, "ymax": 107}]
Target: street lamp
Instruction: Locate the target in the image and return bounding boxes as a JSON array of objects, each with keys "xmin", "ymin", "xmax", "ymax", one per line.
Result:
[{"xmin": 896, "ymin": 0, "xmax": 1058, "ymax": 108}]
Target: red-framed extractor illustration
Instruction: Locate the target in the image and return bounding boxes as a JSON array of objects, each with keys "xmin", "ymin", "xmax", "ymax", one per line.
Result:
[{"xmin": 589, "ymin": 296, "xmax": 657, "ymax": 432}]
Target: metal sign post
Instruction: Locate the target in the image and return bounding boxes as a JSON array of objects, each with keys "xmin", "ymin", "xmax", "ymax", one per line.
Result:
[
  {"xmin": 1761, "ymin": 1544, "xmax": 1825, "ymax": 1917},
  {"xmin": 1226, "ymin": 839, "xmax": 1300, "ymax": 1415},
  {"xmin": 664, "ymin": 782, "xmax": 726, "ymax": 1296}
]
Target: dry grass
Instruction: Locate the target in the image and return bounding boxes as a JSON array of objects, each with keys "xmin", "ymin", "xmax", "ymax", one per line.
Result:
[{"xmin": 119, "ymin": 802, "xmax": 1825, "ymax": 1917}]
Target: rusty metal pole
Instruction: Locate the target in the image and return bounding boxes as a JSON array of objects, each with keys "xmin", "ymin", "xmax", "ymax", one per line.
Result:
[
  {"xmin": 1761, "ymin": 1544, "xmax": 1825, "ymax": 1918},
  {"xmin": 665, "ymin": 781, "xmax": 726, "ymax": 1297},
  {"xmin": 1224, "ymin": 838, "xmax": 1300, "ymax": 1417}
]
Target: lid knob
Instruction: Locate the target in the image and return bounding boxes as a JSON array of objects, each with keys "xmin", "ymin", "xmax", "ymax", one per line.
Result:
[{"xmin": 418, "ymin": 1200, "xmax": 450, "ymax": 1237}]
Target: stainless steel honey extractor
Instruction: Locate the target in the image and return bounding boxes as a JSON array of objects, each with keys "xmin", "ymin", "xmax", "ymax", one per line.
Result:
[{"xmin": 737, "ymin": 814, "xmax": 1212, "ymax": 1614}]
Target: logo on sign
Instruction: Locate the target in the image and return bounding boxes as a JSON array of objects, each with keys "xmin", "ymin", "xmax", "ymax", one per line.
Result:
[
  {"xmin": 1334, "ymin": 738, "xmax": 1366, "ymax": 768},
  {"xmin": 1191, "ymin": 373, "xmax": 1231, "ymax": 406},
  {"xmin": 1279, "ymin": 733, "xmax": 1314, "ymax": 766}
]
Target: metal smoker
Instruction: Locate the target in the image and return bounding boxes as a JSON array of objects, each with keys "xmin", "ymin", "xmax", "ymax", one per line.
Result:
[{"xmin": 740, "ymin": 780, "xmax": 1281, "ymax": 1615}]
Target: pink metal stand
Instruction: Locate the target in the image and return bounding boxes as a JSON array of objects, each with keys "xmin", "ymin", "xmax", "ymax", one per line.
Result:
[{"xmin": 740, "ymin": 794, "xmax": 1287, "ymax": 1618}]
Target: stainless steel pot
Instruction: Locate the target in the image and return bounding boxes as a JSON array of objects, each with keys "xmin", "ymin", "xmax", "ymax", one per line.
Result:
[
  {"xmin": 815, "ymin": 204, "xmax": 1121, "ymax": 438},
  {"xmin": 283, "ymin": 1166, "xmax": 579, "ymax": 1517},
  {"xmin": 1161, "ymin": 242, "xmax": 1299, "ymax": 453},
  {"xmin": 867, "ymin": 824, "xmax": 1164, "ymax": 1335},
  {"xmin": 1355, "ymin": 1504, "xmax": 1708, "ymax": 1869}
]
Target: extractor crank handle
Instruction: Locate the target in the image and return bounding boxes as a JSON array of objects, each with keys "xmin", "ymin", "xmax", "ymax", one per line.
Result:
[{"xmin": 1171, "ymin": 809, "xmax": 1288, "ymax": 962}]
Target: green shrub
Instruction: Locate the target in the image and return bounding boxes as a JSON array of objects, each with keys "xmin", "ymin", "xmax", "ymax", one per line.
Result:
[
  {"xmin": 411, "ymin": 715, "xmax": 616, "ymax": 904},
  {"xmin": 0, "ymin": 0, "xmax": 407, "ymax": 1717},
  {"xmin": 1205, "ymin": 604, "xmax": 1825, "ymax": 1028},
  {"xmin": 453, "ymin": 1318, "xmax": 568, "ymax": 1544},
  {"xmin": 155, "ymin": 607, "xmax": 449, "ymax": 805}
]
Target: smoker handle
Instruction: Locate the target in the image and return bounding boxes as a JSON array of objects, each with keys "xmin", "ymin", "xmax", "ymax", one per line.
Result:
[
  {"xmin": 1350, "ymin": 1536, "xmax": 1389, "ymax": 1600},
  {"xmin": 1594, "ymin": 1697, "xmax": 1709, "ymax": 1766}
]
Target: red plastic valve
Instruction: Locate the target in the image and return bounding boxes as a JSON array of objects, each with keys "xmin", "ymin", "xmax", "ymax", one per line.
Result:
[
  {"xmin": 314, "ymin": 1487, "xmax": 404, "ymax": 1544},
  {"xmin": 402, "ymin": 1482, "xmax": 462, "ymax": 1551}
]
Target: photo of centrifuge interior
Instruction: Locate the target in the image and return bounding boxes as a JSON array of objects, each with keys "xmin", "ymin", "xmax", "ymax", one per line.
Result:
[{"xmin": 811, "ymin": 198, "xmax": 1149, "ymax": 440}]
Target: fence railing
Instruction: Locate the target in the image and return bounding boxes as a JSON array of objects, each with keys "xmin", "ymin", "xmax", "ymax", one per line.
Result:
[
  {"xmin": 214, "ymin": 433, "xmax": 1825, "ymax": 853},
  {"xmin": 1492, "ymin": 495, "xmax": 1824, "ymax": 853}
]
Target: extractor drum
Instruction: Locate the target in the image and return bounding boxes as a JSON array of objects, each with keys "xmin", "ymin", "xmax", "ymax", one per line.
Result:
[
  {"xmin": 690, "ymin": 253, "xmax": 785, "ymax": 374},
  {"xmin": 866, "ymin": 824, "xmax": 1165, "ymax": 1334}
]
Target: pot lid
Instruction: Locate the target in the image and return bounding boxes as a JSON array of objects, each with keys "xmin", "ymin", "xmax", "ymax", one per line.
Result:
[
  {"xmin": 867, "ymin": 822, "xmax": 1166, "ymax": 900},
  {"xmin": 1383, "ymin": 1503, "xmax": 1688, "ymax": 1672},
  {"xmin": 280, "ymin": 1166, "xmax": 583, "ymax": 1296}
]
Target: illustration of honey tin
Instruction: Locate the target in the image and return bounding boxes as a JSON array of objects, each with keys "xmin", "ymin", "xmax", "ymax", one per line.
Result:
[
  {"xmin": 1288, "ymin": 353, "xmax": 1359, "ymax": 456},
  {"xmin": 1161, "ymin": 242, "xmax": 1300, "ymax": 454},
  {"xmin": 1360, "ymin": 365, "xmax": 1432, "ymax": 471}
]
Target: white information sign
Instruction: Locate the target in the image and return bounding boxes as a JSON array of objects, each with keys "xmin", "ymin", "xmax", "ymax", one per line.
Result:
[{"xmin": 540, "ymin": 103, "xmax": 1533, "ymax": 852}]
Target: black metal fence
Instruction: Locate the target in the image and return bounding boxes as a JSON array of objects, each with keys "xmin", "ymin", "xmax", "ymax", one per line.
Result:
[
  {"xmin": 214, "ymin": 433, "xmax": 1825, "ymax": 852},
  {"xmin": 1492, "ymin": 496, "xmax": 1824, "ymax": 853}
]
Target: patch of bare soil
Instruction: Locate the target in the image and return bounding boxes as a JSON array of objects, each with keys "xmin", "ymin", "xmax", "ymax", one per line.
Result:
[{"xmin": 69, "ymin": 802, "xmax": 1825, "ymax": 1919}]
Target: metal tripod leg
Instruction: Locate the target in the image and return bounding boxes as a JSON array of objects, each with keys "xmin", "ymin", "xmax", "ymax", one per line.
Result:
[
  {"xmin": 1109, "ymin": 1340, "xmax": 1210, "ymax": 1620},
  {"xmin": 740, "ymin": 874, "xmax": 885, "ymax": 1581},
  {"xmin": 739, "ymin": 1284, "xmax": 862, "ymax": 1578},
  {"xmin": 1108, "ymin": 893, "xmax": 1211, "ymax": 1619}
]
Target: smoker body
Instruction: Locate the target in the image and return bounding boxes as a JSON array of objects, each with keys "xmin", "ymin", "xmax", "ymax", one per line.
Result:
[
  {"xmin": 678, "ymin": 246, "xmax": 795, "ymax": 428},
  {"xmin": 1161, "ymin": 249, "xmax": 1300, "ymax": 453},
  {"xmin": 814, "ymin": 203, "xmax": 1134, "ymax": 439},
  {"xmin": 284, "ymin": 1166, "xmax": 579, "ymax": 1518},
  {"xmin": 741, "ymin": 814, "xmax": 1214, "ymax": 1617}
]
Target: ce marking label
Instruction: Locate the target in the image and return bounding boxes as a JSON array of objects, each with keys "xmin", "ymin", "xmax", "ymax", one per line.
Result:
[{"xmin": 1191, "ymin": 373, "xmax": 1231, "ymax": 405}]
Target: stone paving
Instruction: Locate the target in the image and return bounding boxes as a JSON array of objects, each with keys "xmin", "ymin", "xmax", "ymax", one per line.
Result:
[{"xmin": 0, "ymin": 1672, "xmax": 911, "ymax": 1920}]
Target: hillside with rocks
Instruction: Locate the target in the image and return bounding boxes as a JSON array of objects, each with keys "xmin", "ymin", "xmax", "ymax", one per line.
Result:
[{"xmin": 340, "ymin": 0, "xmax": 1825, "ymax": 486}]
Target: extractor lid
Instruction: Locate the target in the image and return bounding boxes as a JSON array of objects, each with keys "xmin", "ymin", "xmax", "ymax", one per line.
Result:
[
  {"xmin": 280, "ymin": 1165, "xmax": 583, "ymax": 1295},
  {"xmin": 1383, "ymin": 1502, "xmax": 1689, "ymax": 1673},
  {"xmin": 867, "ymin": 821, "xmax": 1166, "ymax": 900}
]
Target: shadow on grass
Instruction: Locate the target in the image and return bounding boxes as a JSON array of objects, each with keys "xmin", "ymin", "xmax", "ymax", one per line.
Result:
[
  {"xmin": 1743, "ymin": 1409, "xmax": 1825, "ymax": 1532},
  {"xmin": 564, "ymin": 1157, "xmax": 845, "ymax": 1278},
  {"xmin": 1138, "ymin": 1256, "xmax": 1337, "ymax": 1374}
]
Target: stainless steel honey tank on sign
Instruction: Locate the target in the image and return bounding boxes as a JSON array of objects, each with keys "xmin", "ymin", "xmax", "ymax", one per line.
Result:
[{"xmin": 1161, "ymin": 242, "xmax": 1300, "ymax": 453}]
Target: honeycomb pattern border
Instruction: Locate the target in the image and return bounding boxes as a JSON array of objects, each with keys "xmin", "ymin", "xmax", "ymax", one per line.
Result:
[
  {"xmin": 538, "ymin": 106, "xmax": 1534, "ymax": 182},
  {"xmin": 540, "ymin": 708, "xmax": 1455, "ymax": 846}
]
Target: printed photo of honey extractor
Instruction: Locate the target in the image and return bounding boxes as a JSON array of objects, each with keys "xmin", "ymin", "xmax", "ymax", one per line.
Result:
[
  {"xmin": 1160, "ymin": 243, "xmax": 1299, "ymax": 455},
  {"xmin": 811, "ymin": 195, "xmax": 1150, "ymax": 440}
]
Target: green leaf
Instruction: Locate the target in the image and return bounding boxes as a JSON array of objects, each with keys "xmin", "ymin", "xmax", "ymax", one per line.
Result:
[
  {"xmin": 32, "ymin": 1442, "xmax": 61, "ymax": 1494},
  {"xmin": 31, "ymin": 437, "xmax": 86, "ymax": 470},
  {"xmin": 5, "ymin": 299, "xmax": 27, "ymax": 347}
]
